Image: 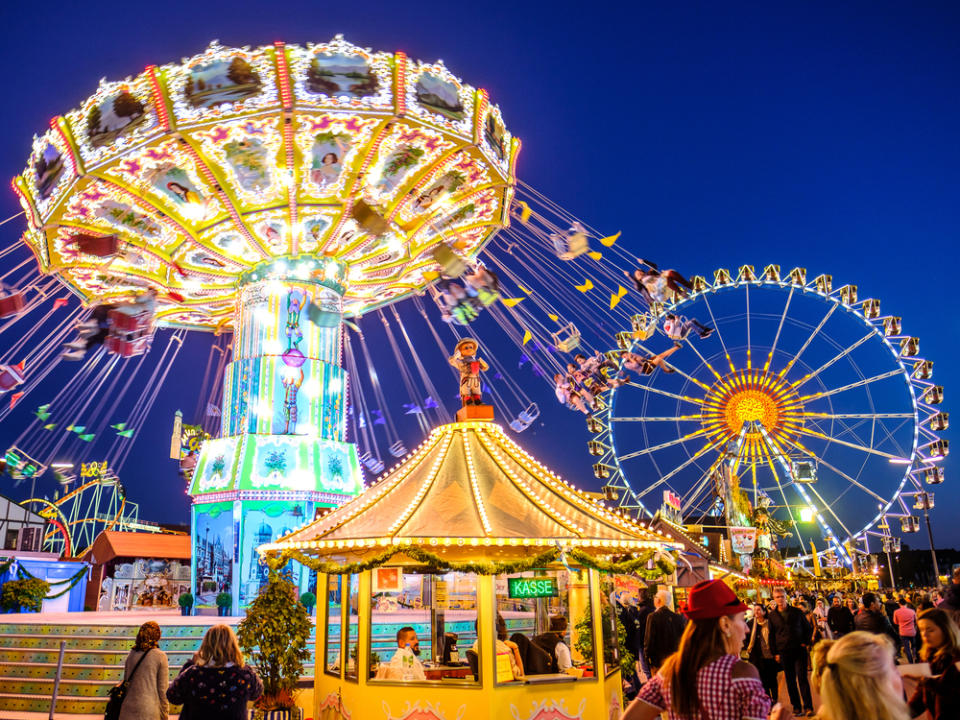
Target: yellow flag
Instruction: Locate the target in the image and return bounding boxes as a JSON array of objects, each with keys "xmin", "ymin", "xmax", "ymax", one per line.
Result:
[
  {"xmin": 811, "ymin": 540, "xmax": 822, "ymax": 577},
  {"xmin": 610, "ymin": 293, "xmax": 623, "ymax": 310},
  {"xmin": 575, "ymin": 279, "xmax": 594, "ymax": 292},
  {"xmin": 518, "ymin": 284, "xmax": 532, "ymax": 295},
  {"xmin": 599, "ymin": 231, "xmax": 621, "ymax": 247},
  {"xmin": 518, "ymin": 201, "xmax": 532, "ymax": 224},
  {"xmin": 587, "ymin": 251, "xmax": 603, "ymax": 261},
  {"xmin": 548, "ymin": 313, "xmax": 559, "ymax": 322},
  {"xmin": 423, "ymin": 270, "xmax": 439, "ymax": 281},
  {"xmin": 616, "ymin": 285, "xmax": 628, "ymax": 298},
  {"xmin": 502, "ymin": 297, "xmax": 525, "ymax": 307},
  {"xmin": 522, "ymin": 329, "xmax": 532, "ymax": 345}
]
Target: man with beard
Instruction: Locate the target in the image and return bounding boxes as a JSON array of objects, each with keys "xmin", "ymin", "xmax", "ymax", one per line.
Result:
[{"xmin": 382, "ymin": 626, "xmax": 426, "ymax": 681}]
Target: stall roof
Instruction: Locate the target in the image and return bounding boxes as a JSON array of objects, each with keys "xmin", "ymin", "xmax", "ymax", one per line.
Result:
[
  {"xmin": 263, "ymin": 420, "xmax": 673, "ymax": 561},
  {"xmin": 84, "ymin": 531, "xmax": 190, "ymax": 565}
]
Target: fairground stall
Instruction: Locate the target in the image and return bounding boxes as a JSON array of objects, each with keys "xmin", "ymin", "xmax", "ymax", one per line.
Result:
[{"xmin": 259, "ymin": 418, "xmax": 677, "ymax": 720}]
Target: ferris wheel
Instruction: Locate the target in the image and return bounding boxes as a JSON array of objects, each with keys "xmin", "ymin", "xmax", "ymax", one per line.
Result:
[{"xmin": 588, "ymin": 264, "xmax": 947, "ymax": 567}]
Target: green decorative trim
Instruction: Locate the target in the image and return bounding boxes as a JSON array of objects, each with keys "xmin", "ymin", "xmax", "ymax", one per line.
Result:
[
  {"xmin": 0, "ymin": 557, "xmax": 13, "ymax": 576},
  {"xmin": 264, "ymin": 545, "xmax": 676, "ymax": 578},
  {"xmin": 15, "ymin": 565, "xmax": 88, "ymax": 599}
]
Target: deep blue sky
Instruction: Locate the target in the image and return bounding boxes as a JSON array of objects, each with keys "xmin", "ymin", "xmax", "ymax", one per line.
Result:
[{"xmin": 0, "ymin": 1, "xmax": 956, "ymax": 548}]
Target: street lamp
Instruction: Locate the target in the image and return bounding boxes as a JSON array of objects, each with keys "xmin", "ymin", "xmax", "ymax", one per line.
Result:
[{"xmin": 914, "ymin": 491, "xmax": 941, "ymax": 584}]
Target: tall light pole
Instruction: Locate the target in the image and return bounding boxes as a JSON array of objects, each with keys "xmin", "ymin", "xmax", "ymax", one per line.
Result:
[{"xmin": 916, "ymin": 492, "xmax": 941, "ymax": 584}]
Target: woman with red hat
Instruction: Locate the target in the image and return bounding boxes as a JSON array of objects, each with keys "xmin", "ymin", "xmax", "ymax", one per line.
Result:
[{"xmin": 622, "ymin": 579, "xmax": 790, "ymax": 720}]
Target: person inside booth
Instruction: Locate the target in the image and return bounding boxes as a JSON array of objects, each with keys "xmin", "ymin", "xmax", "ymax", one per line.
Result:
[{"xmin": 375, "ymin": 626, "xmax": 426, "ymax": 681}]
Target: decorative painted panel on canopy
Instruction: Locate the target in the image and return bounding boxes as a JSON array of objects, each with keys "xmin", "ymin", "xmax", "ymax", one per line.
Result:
[
  {"xmin": 260, "ymin": 421, "xmax": 672, "ymax": 561},
  {"xmin": 13, "ymin": 36, "xmax": 518, "ymax": 329}
]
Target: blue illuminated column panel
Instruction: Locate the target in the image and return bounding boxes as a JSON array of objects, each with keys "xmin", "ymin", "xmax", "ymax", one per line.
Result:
[{"xmin": 189, "ymin": 271, "xmax": 363, "ymax": 609}]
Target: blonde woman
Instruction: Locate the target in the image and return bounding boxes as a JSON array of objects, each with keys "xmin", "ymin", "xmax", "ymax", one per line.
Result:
[
  {"xmin": 167, "ymin": 624, "xmax": 262, "ymax": 720},
  {"xmin": 809, "ymin": 631, "xmax": 910, "ymax": 720}
]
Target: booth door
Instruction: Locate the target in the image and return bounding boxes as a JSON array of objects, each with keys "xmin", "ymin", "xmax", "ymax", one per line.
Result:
[{"xmin": 42, "ymin": 591, "xmax": 70, "ymax": 614}]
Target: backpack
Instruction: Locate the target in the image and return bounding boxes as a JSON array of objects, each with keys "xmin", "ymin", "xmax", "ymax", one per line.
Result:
[{"xmin": 104, "ymin": 649, "xmax": 151, "ymax": 720}]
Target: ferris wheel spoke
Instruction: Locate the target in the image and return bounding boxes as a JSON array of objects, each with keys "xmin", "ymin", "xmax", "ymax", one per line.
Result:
[
  {"xmin": 619, "ymin": 428, "xmax": 711, "ymax": 462},
  {"xmin": 612, "ymin": 414, "xmax": 702, "ymax": 422},
  {"xmin": 764, "ymin": 285, "xmax": 794, "ymax": 373},
  {"xmin": 790, "ymin": 331, "xmax": 875, "ymax": 392},
  {"xmin": 777, "ymin": 302, "xmax": 837, "ymax": 378},
  {"xmin": 804, "ymin": 412, "xmax": 914, "ymax": 420},
  {"xmin": 804, "ymin": 482, "xmax": 854, "ymax": 539},
  {"xmin": 635, "ymin": 437, "xmax": 727, "ymax": 499},
  {"xmin": 682, "ymin": 338, "xmax": 724, "ymax": 382},
  {"xmin": 789, "ymin": 425, "xmax": 901, "ymax": 461},
  {"xmin": 800, "ymin": 368, "xmax": 903, "ymax": 401},
  {"xmin": 759, "ymin": 443, "xmax": 808, "ymax": 555},
  {"xmin": 624, "ymin": 381, "xmax": 704, "ymax": 405},
  {"xmin": 681, "ymin": 455, "xmax": 728, "ymax": 514},
  {"xmin": 699, "ymin": 292, "xmax": 735, "ymax": 373},
  {"xmin": 778, "ymin": 436, "xmax": 889, "ymax": 505}
]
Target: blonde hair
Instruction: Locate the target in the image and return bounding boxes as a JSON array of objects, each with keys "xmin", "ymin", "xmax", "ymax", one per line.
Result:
[
  {"xmin": 810, "ymin": 632, "xmax": 909, "ymax": 720},
  {"xmin": 196, "ymin": 624, "xmax": 244, "ymax": 668}
]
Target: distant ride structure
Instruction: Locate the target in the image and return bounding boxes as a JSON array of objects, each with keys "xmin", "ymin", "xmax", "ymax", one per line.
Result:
[{"xmin": 590, "ymin": 265, "xmax": 946, "ymax": 569}]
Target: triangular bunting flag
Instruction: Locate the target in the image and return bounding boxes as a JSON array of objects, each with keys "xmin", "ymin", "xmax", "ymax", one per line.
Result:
[
  {"xmin": 599, "ymin": 231, "xmax": 621, "ymax": 247},
  {"xmin": 111, "ymin": 423, "xmax": 127, "ymax": 431},
  {"xmin": 610, "ymin": 293, "xmax": 623, "ymax": 310},
  {"xmin": 502, "ymin": 297, "xmax": 525, "ymax": 307},
  {"xmin": 575, "ymin": 279, "xmax": 594, "ymax": 292},
  {"xmin": 117, "ymin": 429, "xmax": 134, "ymax": 438},
  {"xmin": 518, "ymin": 284, "xmax": 532, "ymax": 295},
  {"xmin": 423, "ymin": 397, "xmax": 439, "ymax": 410},
  {"xmin": 53, "ymin": 298, "xmax": 69, "ymax": 309},
  {"xmin": 403, "ymin": 404, "xmax": 422, "ymax": 415},
  {"xmin": 34, "ymin": 405, "xmax": 51, "ymax": 421},
  {"xmin": 422, "ymin": 270, "xmax": 440, "ymax": 281},
  {"xmin": 70, "ymin": 425, "xmax": 86, "ymax": 434},
  {"xmin": 79, "ymin": 433, "xmax": 96, "ymax": 442},
  {"xmin": 494, "ymin": 372, "xmax": 503, "ymax": 380},
  {"xmin": 9, "ymin": 392, "xmax": 24, "ymax": 409},
  {"xmin": 522, "ymin": 330, "xmax": 532, "ymax": 345},
  {"xmin": 518, "ymin": 201, "xmax": 532, "ymax": 224},
  {"xmin": 548, "ymin": 314, "xmax": 559, "ymax": 322},
  {"xmin": 587, "ymin": 251, "xmax": 603, "ymax": 261},
  {"xmin": 518, "ymin": 354, "xmax": 530, "ymax": 368},
  {"xmin": 372, "ymin": 410, "xmax": 386, "ymax": 425},
  {"xmin": 43, "ymin": 423, "xmax": 56, "ymax": 430},
  {"xmin": 14, "ymin": 361, "xmax": 25, "ymax": 373}
]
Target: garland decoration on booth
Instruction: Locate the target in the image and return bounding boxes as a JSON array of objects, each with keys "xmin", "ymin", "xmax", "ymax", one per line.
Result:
[
  {"xmin": 0, "ymin": 557, "xmax": 13, "ymax": 576},
  {"xmin": 16, "ymin": 564, "xmax": 88, "ymax": 599},
  {"xmin": 262, "ymin": 545, "xmax": 676, "ymax": 578}
]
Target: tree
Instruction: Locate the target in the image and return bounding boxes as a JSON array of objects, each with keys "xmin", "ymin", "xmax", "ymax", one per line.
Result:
[
  {"xmin": 87, "ymin": 105, "xmax": 102, "ymax": 135},
  {"xmin": 227, "ymin": 57, "xmax": 257, "ymax": 86},
  {"xmin": 112, "ymin": 92, "xmax": 143, "ymax": 120},
  {"xmin": 237, "ymin": 570, "xmax": 312, "ymax": 710}
]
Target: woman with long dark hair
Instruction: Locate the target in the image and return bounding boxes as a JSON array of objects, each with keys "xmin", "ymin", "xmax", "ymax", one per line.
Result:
[
  {"xmin": 118, "ymin": 621, "xmax": 168, "ymax": 720},
  {"xmin": 906, "ymin": 608, "xmax": 960, "ymax": 720},
  {"xmin": 622, "ymin": 579, "xmax": 784, "ymax": 720}
]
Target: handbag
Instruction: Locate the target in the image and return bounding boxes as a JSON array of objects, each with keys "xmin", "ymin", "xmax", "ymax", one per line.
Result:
[{"xmin": 104, "ymin": 648, "xmax": 151, "ymax": 720}]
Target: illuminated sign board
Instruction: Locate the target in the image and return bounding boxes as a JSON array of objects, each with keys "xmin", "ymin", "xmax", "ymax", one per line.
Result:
[{"xmin": 507, "ymin": 577, "xmax": 558, "ymax": 599}]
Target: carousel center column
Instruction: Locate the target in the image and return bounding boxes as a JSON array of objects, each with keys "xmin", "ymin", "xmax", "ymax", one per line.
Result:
[{"xmin": 189, "ymin": 263, "xmax": 363, "ymax": 612}]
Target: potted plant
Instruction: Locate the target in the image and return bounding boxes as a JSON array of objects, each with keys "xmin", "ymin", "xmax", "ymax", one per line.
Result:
[
  {"xmin": 298, "ymin": 591, "xmax": 315, "ymax": 615},
  {"xmin": 177, "ymin": 592, "xmax": 194, "ymax": 616},
  {"xmin": 216, "ymin": 592, "xmax": 232, "ymax": 617},
  {"xmin": 238, "ymin": 571, "xmax": 312, "ymax": 720},
  {"xmin": 0, "ymin": 578, "xmax": 49, "ymax": 613}
]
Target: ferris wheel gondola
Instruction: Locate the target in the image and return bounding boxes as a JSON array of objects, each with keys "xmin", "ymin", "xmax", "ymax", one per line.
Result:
[{"xmin": 589, "ymin": 264, "xmax": 945, "ymax": 568}]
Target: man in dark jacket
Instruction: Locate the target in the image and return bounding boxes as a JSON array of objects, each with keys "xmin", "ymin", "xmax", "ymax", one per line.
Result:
[
  {"xmin": 643, "ymin": 589, "xmax": 685, "ymax": 674},
  {"xmin": 883, "ymin": 592, "xmax": 900, "ymax": 624},
  {"xmin": 769, "ymin": 587, "xmax": 814, "ymax": 716},
  {"xmin": 826, "ymin": 594, "xmax": 855, "ymax": 638},
  {"xmin": 855, "ymin": 592, "xmax": 899, "ymax": 644},
  {"xmin": 631, "ymin": 589, "xmax": 655, "ymax": 680},
  {"xmin": 940, "ymin": 567, "xmax": 960, "ymax": 628}
]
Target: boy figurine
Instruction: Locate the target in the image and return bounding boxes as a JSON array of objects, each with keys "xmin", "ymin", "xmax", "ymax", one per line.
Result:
[{"xmin": 449, "ymin": 338, "xmax": 489, "ymax": 406}]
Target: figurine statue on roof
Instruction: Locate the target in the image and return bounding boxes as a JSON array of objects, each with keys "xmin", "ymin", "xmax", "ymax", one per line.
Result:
[{"xmin": 449, "ymin": 338, "xmax": 489, "ymax": 408}]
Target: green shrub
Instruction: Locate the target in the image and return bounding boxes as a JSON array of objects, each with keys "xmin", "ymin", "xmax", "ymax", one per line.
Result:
[
  {"xmin": 1, "ymin": 578, "xmax": 50, "ymax": 612},
  {"xmin": 299, "ymin": 591, "xmax": 316, "ymax": 608},
  {"xmin": 177, "ymin": 592, "xmax": 194, "ymax": 608},
  {"xmin": 216, "ymin": 592, "xmax": 232, "ymax": 608}
]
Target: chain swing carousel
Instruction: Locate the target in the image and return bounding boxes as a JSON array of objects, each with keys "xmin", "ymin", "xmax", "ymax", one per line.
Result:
[{"xmin": 259, "ymin": 355, "xmax": 677, "ymax": 720}]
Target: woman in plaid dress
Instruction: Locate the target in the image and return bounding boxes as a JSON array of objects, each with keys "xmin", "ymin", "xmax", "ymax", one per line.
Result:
[{"xmin": 622, "ymin": 579, "xmax": 789, "ymax": 720}]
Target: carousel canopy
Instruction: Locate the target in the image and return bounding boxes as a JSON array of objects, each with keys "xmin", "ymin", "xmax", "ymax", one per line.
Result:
[
  {"xmin": 260, "ymin": 420, "xmax": 672, "ymax": 563},
  {"xmin": 15, "ymin": 37, "xmax": 516, "ymax": 329}
]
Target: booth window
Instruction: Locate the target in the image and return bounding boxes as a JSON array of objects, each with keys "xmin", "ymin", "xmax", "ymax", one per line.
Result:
[
  {"xmin": 344, "ymin": 574, "xmax": 359, "ymax": 680},
  {"xmin": 325, "ymin": 575, "xmax": 341, "ymax": 677},
  {"xmin": 494, "ymin": 568, "xmax": 595, "ymax": 684},
  {"xmin": 599, "ymin": 574, "xmax": 621, "ymax": 677},
  {"xmin": 368, "ymin": 568, "xmax": 479, "ymax": 684}
]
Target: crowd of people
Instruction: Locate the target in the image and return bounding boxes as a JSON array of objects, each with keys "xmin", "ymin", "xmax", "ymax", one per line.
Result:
[
  {"xmin": 618, "ymin": 568, "xmax": 960, "ymax": 720},
  {"xmin": 113, "ymin": 622, "xmax": 262, "ymax": 720}
]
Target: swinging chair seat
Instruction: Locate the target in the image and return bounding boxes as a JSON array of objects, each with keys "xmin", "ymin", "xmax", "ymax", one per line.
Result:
[
  {"xmin": 388, "ymin": 441, "xmax": 407, "ymax": 458},
  {"xmin": 517, "ymin": 403, "xmax": 539, "ymax": 424},
  {"xmin": 0, "ymin": 292, "xmax": 25, "ymax": 318},
  {"xmin": 555, "ymin": 231, "xmax": 589, "ymax": 261},
  {"xmin": 551, "ymin": 323, "xmax": 580, "ymax": 353},
  {"xmin": 631, "ymin": 313, "xmax": 658, "ymax": 340},
  {"xmin": 509, "ymin": 418, "xmax": 530, "ymax": 432}
]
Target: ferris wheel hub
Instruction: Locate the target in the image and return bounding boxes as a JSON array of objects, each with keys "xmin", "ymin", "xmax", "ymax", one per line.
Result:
[{"xmin": 701, "ymin": 370, "xmax": 804, "ymax": 459}]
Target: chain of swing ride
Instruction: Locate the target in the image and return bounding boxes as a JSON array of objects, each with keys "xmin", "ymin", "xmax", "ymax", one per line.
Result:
[{"xmin": 0, "ymin": 188, "xmax": 662, "ymax": 489}]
